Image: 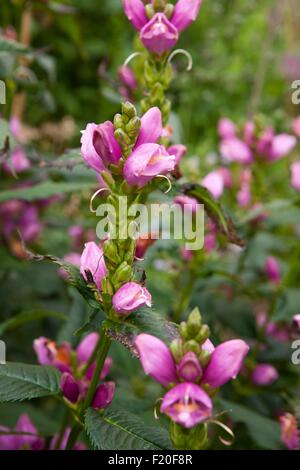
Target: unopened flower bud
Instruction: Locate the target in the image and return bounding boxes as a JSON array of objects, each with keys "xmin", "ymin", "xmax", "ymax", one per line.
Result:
[
  {"xmin": 186, "ymin": 307, "xmax": 202, "ymax": 337},
  {"xmin": 197, "ymin": 325, "xmax": 210, "ymax": 343},
  {"xmin": 199, "ymin": 349, "xmax": 211, "ymax": 368},
  {"xmin": 145, "ymin": 3, "xmax": 155, "ymax": 18},
  {"xmin": 111, "ymin": 261, "xmax": 132, "ymax": 285},
  {"xmin": 103, "ymin": 240, "xmax": 121, "ymax": 264},
  {"xmin": 170, "ymin": 338, "xmax": 183, "ymax": 362},
  {"xmin": 179, "ymin": 321, "xmax": 189, "ymax": 340},
  {"xmin": 114, "ymin": 128, "xmax": 131, "ymax": 147},
  {"xmin": 122, "ymin": 101, "xmax": 137, "ymax": 119},
  {"xmin": 164, "ymin": 3, "xmax": 174, "ymax": 19},
  {"xmin": 183, "ymin": 340, "xmax": 200, "ymax": 355},
  {"xmin": 113, "ymin": 113, "xmax": 123, "ymax": 129},
  {"xmin": 125, "ymin": 116, "xmax": 141, "ymax": 139}
]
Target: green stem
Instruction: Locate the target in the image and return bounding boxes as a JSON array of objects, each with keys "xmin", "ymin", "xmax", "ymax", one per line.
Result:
[{"xmin": 65, "ymin": 328, "xmax": 112, "ymax": 450}]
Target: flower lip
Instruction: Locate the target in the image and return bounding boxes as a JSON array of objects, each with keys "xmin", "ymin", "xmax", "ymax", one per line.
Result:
[
  {"xmin": 140, "ymin": 13, "xmax": 179, "ymax": 56},
  {"xmin": 161, "ymin": 382, "xmax": 213, "ymax": 428}
]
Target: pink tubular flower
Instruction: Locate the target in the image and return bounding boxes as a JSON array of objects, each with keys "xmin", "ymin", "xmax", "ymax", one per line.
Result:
[
  {"xmin": 60, "ymin": 372, "xmax": 80, "ymax": 404},
  {"xmin": 202, "ymin": 339, "xmax": 249, "ymax": 388},
  {"xmin": 76, "ymin": 332, "xmax": 99, "ymax": 364},
  {"xmin": 220, "ymin": 137, "xmax": 253, "ymax": 164},
  {"xmin": 135, "ymin": 107, "xmax": 162, "ymax": 147},
  {"xmin": 237, "ymin": 183, "xmax": 251, "ymax": 207},
  {"xmin": 80, "ymin": 121, "xmax": 121, "ymax": 172},
  {"xmin": 0, "ymin": 414, "xmax": 44, "ymax": 450},
  {"xmin": 174, "ymin": 195, "xmax": 199, "ymax": 213},
  {"xmin": 122, "ymin": 0, "xmax": 148, "ymax": 31},
  {"xmin": 123, "ymin": 143, "xmax": 175, "ymax": 187},
  {"xmin": 118, "ymin": 65, "xmax": 137, "ymax": 90},
  {"xmin": 243, "ymin": 121, "xmax": 255, "ymax": 146},
  {"xmin": 3, "ymin": 147, "xmax": 31, "ymax": 174},
  {"xmin": 218, "ymin": 118, "xmax": 236, "ymax": 139},
  {"xmin": 265, "ymin": 256, "xmax": 281, "ymax": 284},
  {"xmin": 80, "ymin": 241, "xmax": 107, "ymax": 290},
  {"xmin": 268, "ymin": 134, "xmax": 297, "ymax": 161},
  {"xmin": 280, "ymin": 413, "xmax": 300, "ymax": 450},
  {"xmin": 251, "ymin": 364, "xmax": 279, "ymax": 386},
  {"xmin": 292, "ymin": 116, "xmax": 300, "ymax": 138},
  {"xmin": 19, "ymin": 205, "xmax": 42, "ymax": 243},
  {"xmin": 112, "ymin": 282, "xmax": 152, "ymax": 315},
  {"xmin": 92, "ymin": 381, "xmax": 115, "ymax": 409},
  {"xmin": 160, "ymin": 382, "xmax": 212, "ymax": 429},
  {"xmin": 171, "ymin": 0, "xmax": 203, "ymax": 32},
  {"xmin": 177, "ymin": 352, "xmax": 202, "ymax": 382},
  {"xmin": 168, "ymin": 144, "xmax": 187, "ymax": 166},
  {"xmin": 140, "ymin": 13, "xmax": 178, "ymax": 56},
  {"xmin": 135, "ymin": 333, "xmax": 177, "ymax": 387},
  {"xmin": 291, "ymin": 161, "xmax": 300, "ymax": 192},
  {"xmin": 33, "ymin": 337, "xmax": 71, "ymax": 373},
  {"xmin": 202, "ymin": 170, "xmax": 224, "ymax": 199}
]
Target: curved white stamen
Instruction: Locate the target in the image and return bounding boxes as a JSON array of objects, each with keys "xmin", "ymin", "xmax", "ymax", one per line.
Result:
[
  {"xmin": 155, "ymin": 174, "xmax": 172, "ymax": 194},
  {"xmin": 209, "ymin": 419, "xmax": 235, "ymax": 446},
  {"xmin": 168, "ymin": 49, "xmax": 193, "ymax": 71},
  {"xmin": 124, "ymin": 52, "xmax": 143, "ymax": 67},
  {"xmin": 89, "ymin": 188, "xmax": 110, "ymax": 213}
]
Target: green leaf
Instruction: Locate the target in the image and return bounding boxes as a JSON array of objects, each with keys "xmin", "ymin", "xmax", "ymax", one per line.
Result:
[
  {"xmin": 220, "ymin": 399, "xmax": 283, "ymax": 449},
  {"xmin": 0, "ymin": 37, "xmax": 31, "ymax": 55},
  {"xmin": 0, "ymin": 181, "xmax": 95, "ymax": 203},
  {"xmin": 57, "ymin": 289, "xmax": 90, "ymax": 344},
  {"xmin": 85, "ymin": 408, "xmax": 172, "ymax": 450},
  {"xmin": 0, "ymin": 363, "xmax": 61, "ymax": 402},
  {"xmin": 104, "ymin": 307, "xmax": 178, "ymax": 355},
  {"xmin": 0, "ymin": 310, "xmax": 67, "ymax": 336},
  {"xmin": 180, "ymin": 183, "xmax": 244, "ymax": 246}
]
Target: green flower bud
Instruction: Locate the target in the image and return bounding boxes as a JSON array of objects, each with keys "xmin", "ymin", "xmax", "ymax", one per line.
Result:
[
  {"xmin": 101, "ymin": 170, "xmax": 115, "ymax": 189},
  {"xmin": 122, "ymin": 101, "xmax": 137, "ymax": 119},
  {"xmin": 111, "ymin": 261, "xmax": 132, "ymax": 285},
  {"xmin": 125, "ymin": 116, "xmax": 141, "ymax": 139},
  {"xmin": 114, "ymin": 128, "xmax": 131, "ymax": 147},
  {"xmin": 186, "ymin": 307, "xmax": 202, "ymax": 337},
  {"xmin": 103, "ymin": 240, "xmax": 121, "ymax": 264},
  {"xmin": 124, "ymin": 239, "xmax": 136, "ymax": 263},
  {"xmin": 161, "ymin": 62, "xmax": 173, "ymax": 86},
  {"xmin": 113, "ymin": 113, "xmax": 123, "ymax": 129},
  {"xmin": 170, "ymin": 339, "xmax": 183, "ymax": 362},
  {"xmin": 164, "ymin": 3, "xmax": 174, "ymax": 19},
  {"xmin": 199, "ymin": 349, "xmax": 211, "ymax": 368},
  {"xmin": 196, "ymin": 325, "xmax": 210, "ymax": 343},
  {"xmin": 145, "ymin": 4, "xmax": 155, "ymax": 19},
  {"xmin": 183, "ymin": 340, "xmax": 201, "ymax": 355},
  {"xmin": 179, "ymin": 321, "xmax": 189, "ymax": 340},
  {"xmin": 153, "ymin": 0, "xmax": 166, "ymax": 11}
]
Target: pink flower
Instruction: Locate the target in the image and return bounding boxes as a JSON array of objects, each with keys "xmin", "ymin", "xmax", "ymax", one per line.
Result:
[
  {"xmin": 3, "ymin": 147, "xmax": 31, "ymax": 174},
  {"xmin": 218, "ymin": 118, "xmax": 236, "ymax": 139},
  {"xmin": 177, "ymin": 352, "xmax": 202, "ymax": 382},
  {"xmin": 122, "ymin": 0, "xmax": 148, "ymax": 31},
  {"xmin": 243, "ymin": 121, "xmax": 255, "ymax": 146},
  {"xmin": 33, "ymin": 337, "xmax": 71, "ymax": 373},
  {"xmin": 0, "ymin": 414, "xmax": 44, "ymax": 450},
  {"xmin": 292, "ymin": 116, "xmax": 300, "ymax": 138},
  {"xmin": 171, "ymin": 0, "xmax": 203, "ymax": 32},
  {"xmin": 265, "ymin": 256, "xmax": 281, "ymax": 284},
  {"xmin": 291, "ymin": 161, "xmax": 300, "ymax": 192},
  {"xmin": 280, "ymin": 413, "xmax": 299, "ymax": 450},
  {"xmin": 135, "ymin": 107, "xmax": 163, "ymax": 147},
  {"xmin": 112, "ymin": 282, "xmax": 152, "ymax": 315},
  {"xmin": 202, "ymin": 339, "xmax": 249, "ymax": 388},
  {"xmin": 218, "ymin": 167, "xmax": 233, "ymax": 188},
  {"xmin": 123, "ymin": 143, "xmax": 175, "ymax": 187},
  {"xmin": 80, "ymin": 121, "xmax": 121, "ymax": 172},
  {"xmin": 237, "ymin": 183, "xmax": 251, "ymax": 207},
  {"xmin": 80, "ymin": 242, "xmax": 107, "ymax": 290},
  {"xmin": 202, "ymin": 170, "xmax": 224, "ymax": 199},
  {"xmin": 19, "ymin": 205, "xmax": 42, "ymax": 243},
  {"xmin": 118, "ymin": 65, "xmax": 137, "ymax": 90},
  {"xmin": 60, "ymin": 372, "xmax": 81, "ymax": 403},
  {"xmin": 174, "ymin": 195, "xmax": 199, "ymax": 213},
  {"xmin": 49, "ymin": 428, "xmax": 86, "ymax": 450},
  {"xmin": 220, "ymin": 137, "xmax": 253, "ymax": 164},
  {"xmin": 92, "ymin": 381, "xmax": 115, "ymax": 409},
  {"xmin": 59, "ymin": 252, "xmax": 81, "ymax": 280},
  {"xmin": 204, "ymin": 233, "xmax": 216, "ymax": 253},
  {"xmin": 140, "ymin": 13, "xmax": 178, "ymax": 56},
  {"xmin": 160, "ymin": 382, "xmax": 212, "ymax": 428},
  {"xmin": 251, "ymin": 364, "xmax": 279, "ymax": 386},
  {"xmin": 76, "ymin": 332, "xmax": 99, "ymax": 364},
  {"xmin": 256, "ymin": 127, "xmax": 274, "ymax": 156},
  {"xmin": 168, "ymin": 144, "xmax": 187, "ymax": 166},
  {"xmin": 269, "ymin": 134, "xmax": 297, "ymax": 161},
  {"xmin": 135, "ymin": 333, "xmax": 177, "ymax": 387}
]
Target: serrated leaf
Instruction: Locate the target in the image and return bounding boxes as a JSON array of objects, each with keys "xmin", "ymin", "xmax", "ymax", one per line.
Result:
[
  {"xmin": 85, "ymin": 408, "xmax": 172, "ymax": 450},
  {"xmin": 104, "ymin": 307, "xmax": 178, "ymax": 355},
  {"xmin": 0, "ymin": 310, "xmax": 67, "ymax": 336},
  {"xmin": 180, "ymin": 183, "xmax": 244, "ymax": 247},
  {"xmin": 220, "ymin": 399, "xmax": 282, "ymax": 449},
  {"xmin": 0, "ymin": 181, "xmax": 95, "ymax": 203},
  {"xmin": 0, "ymin": 363, "xmax": 61, "ymax": 402}
]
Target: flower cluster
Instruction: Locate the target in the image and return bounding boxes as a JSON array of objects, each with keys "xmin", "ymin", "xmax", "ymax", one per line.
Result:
[
  {"xmin": 34, "ymin": 333, "xmax": 115, "ymax": 410},
  {"xmin": 122, "ymin": 0, "xmax": 202, "ymax": 56},
  {"xmin": 134, "ymin": 308, "xmax": 249, "ymax": 447},
  {"xmin": 0, "ymin": 414, "xmax": 85, "ymax": 451}
]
